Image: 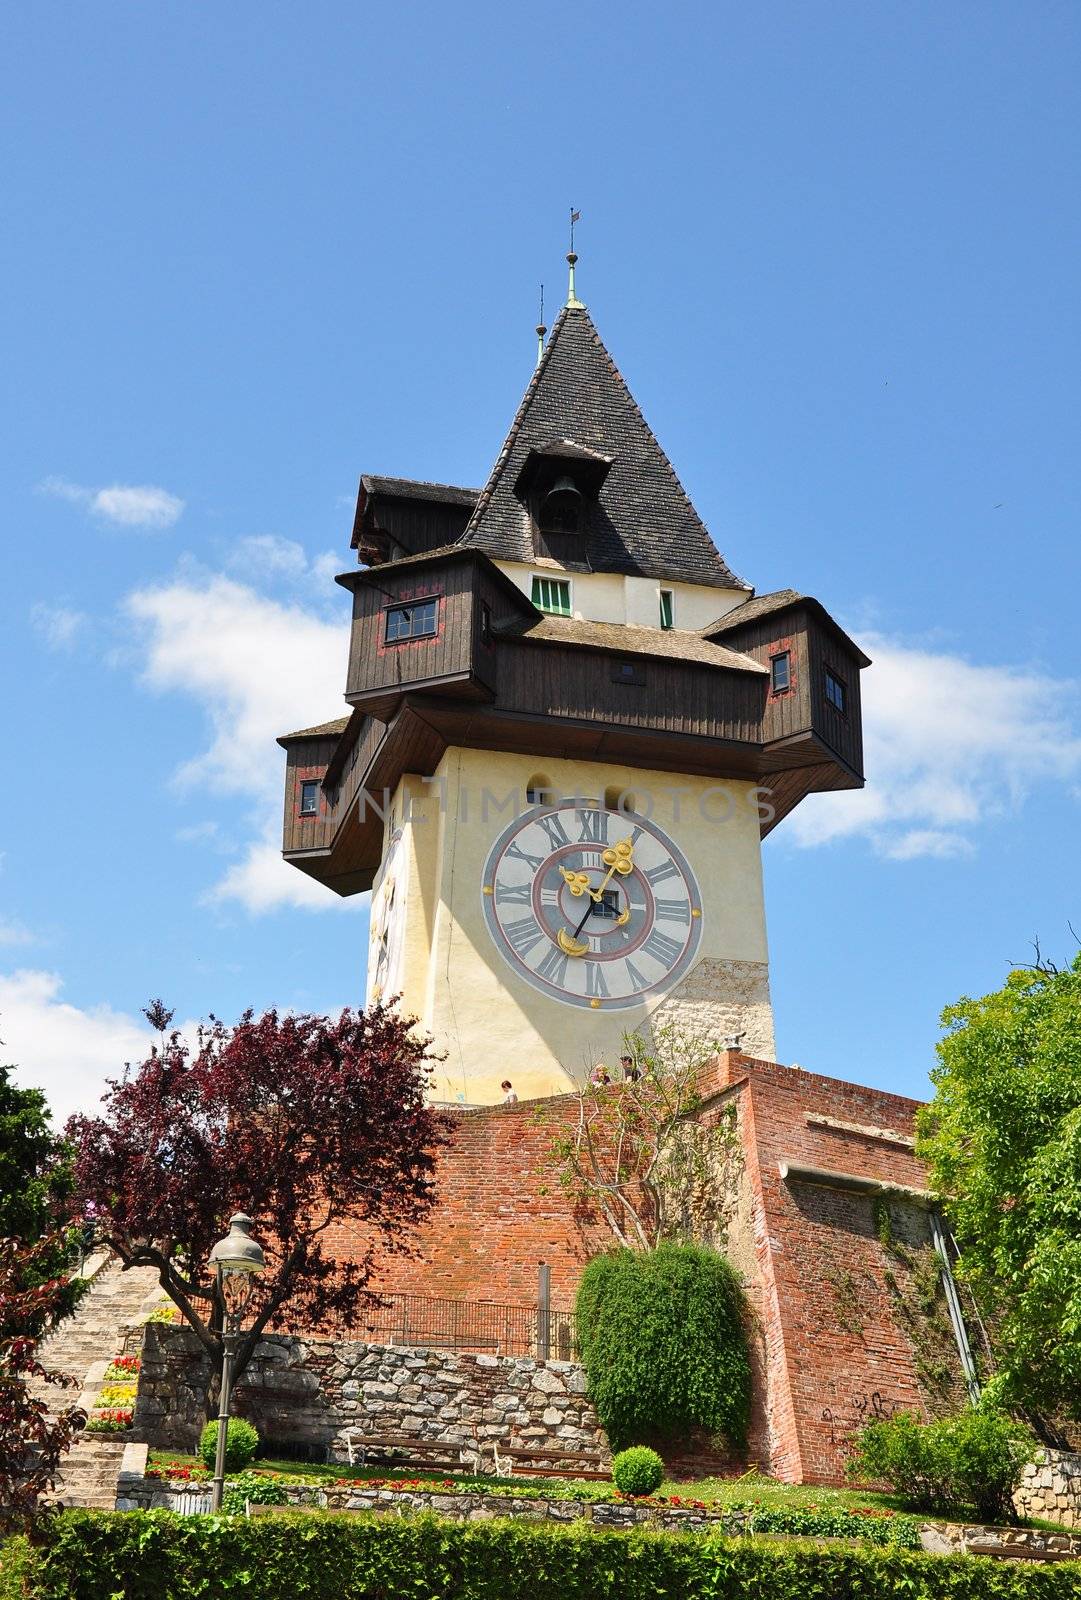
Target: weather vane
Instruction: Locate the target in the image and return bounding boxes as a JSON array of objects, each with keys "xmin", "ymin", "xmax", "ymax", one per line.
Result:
[{"xmin": 566, "ymin": 209, "xmax": 584, "ymax": 309}]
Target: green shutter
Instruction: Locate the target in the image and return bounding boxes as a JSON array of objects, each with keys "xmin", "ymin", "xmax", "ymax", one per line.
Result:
[
  {"xmin": 659, "ymin": 590, "xmax": 674, "ymax": 630},
  {"xmin": 531, "ymin": 577, "xmax": 572, "ymax": 616}
]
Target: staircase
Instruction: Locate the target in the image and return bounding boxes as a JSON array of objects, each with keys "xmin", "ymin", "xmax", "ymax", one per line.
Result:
[{"xmin": 32, "ymin": 1252, "xmax": 167, "ymax": 1508}]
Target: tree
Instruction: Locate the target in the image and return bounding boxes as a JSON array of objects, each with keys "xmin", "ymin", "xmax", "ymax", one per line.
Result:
[
  {"xmin": 917, "ymin": 950, "xmax": 1081, "ymax": 1419},
  {"xmin": 67, "ymin": 1003, "xmax": 447, "ymax": 1386},
  {"xmin": 541, "ymin": 1024, "xmax": 733, "ymax": 1249},
  {"xmin": 0, "ymin": 1236, "xmax": 85, "ymax": 1531},
  {"xmin": 0, "ymin": 1065, "xmax": 83, "ymax": 1339},
  {"xmin": 575, "ymin": 1242, "xmax": 750, "ymax": 1451}
]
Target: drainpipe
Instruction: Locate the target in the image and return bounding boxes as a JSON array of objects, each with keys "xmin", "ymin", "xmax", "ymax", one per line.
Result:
[{"xmin": 929, "ymin": 1210, "xmax": 981, "ymax": 1407}]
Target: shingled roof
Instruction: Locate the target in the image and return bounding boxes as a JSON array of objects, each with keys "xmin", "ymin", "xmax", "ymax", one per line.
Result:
[
  {"xmin": 360, "ymin": 475, "xmax": 480, "ymax": 508},
  {"xmin": 496, "ymin": 614, "xmax": 767, "ymax": 673},
  {"xmin": 458, "ymin": 305, "xmax": 749, "ymax": 592}
]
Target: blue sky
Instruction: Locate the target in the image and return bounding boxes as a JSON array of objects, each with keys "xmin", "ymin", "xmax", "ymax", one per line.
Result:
[{"xmin": 2, "ymin": 2, "xmax": 1079, "ymax": 1121}]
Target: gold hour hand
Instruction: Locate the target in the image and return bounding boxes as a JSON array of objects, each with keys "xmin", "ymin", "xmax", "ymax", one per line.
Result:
[
  {"xmin": 559, "ymin": 865, "xmax": 592, "ymax": 897},
  {"xmin": 589, "ymin": 837, "xmax": 635, "ymax": 900}
]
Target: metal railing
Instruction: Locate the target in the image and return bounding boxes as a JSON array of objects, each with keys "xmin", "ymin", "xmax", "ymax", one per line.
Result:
[{"xmin": 350, "ymin": 1292, "xmax": 576, "ymax": 1360}]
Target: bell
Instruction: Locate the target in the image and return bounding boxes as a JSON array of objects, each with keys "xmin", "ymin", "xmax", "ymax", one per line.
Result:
[{"xmin": 541, "ymin": 475, "xmax": 583, "ymax": 533}]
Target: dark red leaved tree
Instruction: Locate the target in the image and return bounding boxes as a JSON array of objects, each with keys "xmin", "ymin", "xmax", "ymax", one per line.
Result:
[
  {"xmin": 0, "ymin": 1237, "xmax": 85, "ymax": 1531},
  {"xmin": 67, "ymin": 1004, "xmax": 447, "ymax": 1384}
]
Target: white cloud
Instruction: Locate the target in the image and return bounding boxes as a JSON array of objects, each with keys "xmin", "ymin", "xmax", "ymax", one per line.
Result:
[
  {"xmin": 0, "ymin": 918, "xmax": 35, "ymax": 948},
  {"xmin": 30, "ymin": 601, "xmax": 87, "ymax": 651},
  {"xmin": 230, "ymin": 534, "xmax": 310, "ymax": 578},
  {"xmin": 124, "ymin": 573, "xmax": 354, "ymax": 913},
  {"xmin": 788, "ymin": 635, "xmax": 1081, "ymax": 859},
  {"xmin": 0, "ymin": 969, "xmax": 156, "ymax": 1124},
  {"xmin": 204, "ymin": 830, "xmax": 347, "ymax": 913},
  {"xmin": 40, "ymin": 476, "xmax": 184, "ymax": 530}
]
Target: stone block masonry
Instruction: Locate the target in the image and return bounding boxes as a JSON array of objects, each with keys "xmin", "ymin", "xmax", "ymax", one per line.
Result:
[{"xmin": 134, "ymin": 1323, "xmax": 605, "ymax": 1462}]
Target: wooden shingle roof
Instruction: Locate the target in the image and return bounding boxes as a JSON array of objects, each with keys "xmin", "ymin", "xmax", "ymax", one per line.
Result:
[{"xmin": 458, "ymin": 305, "xmax": 749, "ymax": 593}]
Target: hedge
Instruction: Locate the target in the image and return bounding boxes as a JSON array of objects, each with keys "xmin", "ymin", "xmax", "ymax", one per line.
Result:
[{"xmin": 20, "ymin": 1510, "xmax": 1081, "ymax": 1600}]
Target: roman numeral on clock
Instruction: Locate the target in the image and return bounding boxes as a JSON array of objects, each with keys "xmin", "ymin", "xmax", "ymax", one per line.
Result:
[
  {"xmin": 537, "ymin": 813, "xmax": 571, "ymax": 850},
  {"xmin": 503, "ymin": 916, "xmax": 544, "ymax": 958},
  {"xmin": 495, "ymin": 881, "xmax": 532, "ymax": 905},
  {"xmin": 643, "ymin": 928, "xmax": 683, "ymax": 965},
  {"xmin": 536, "ymin": 945, "xmax": 570, "ymax": 987},
  {"xmin": 644, "ymin": 859, "xmax": 680, "ymax": 887},
  {"xmin": 655, "ymin": 897, "xmax": 692, "ymax": 924},
  {"xmin": 585, "ymin": 962, "xmax": 609, "ymax": 998},
  {"xmin": 576, "ymin": 809, "xmax": 609, "ymax": 845},
  {"xmin": 505, "ymin": 841, "xmax": 544, "ymax": 872}
]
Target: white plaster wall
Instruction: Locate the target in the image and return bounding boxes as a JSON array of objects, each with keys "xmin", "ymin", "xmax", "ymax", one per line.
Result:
[{"xmin": 495, "ymin": 562, "xmax": 746, "ymax": 633}]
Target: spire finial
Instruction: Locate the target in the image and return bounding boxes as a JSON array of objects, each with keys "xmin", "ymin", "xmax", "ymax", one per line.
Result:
[
  {"xmin": 566, "ymin": 207, "xmax": 584, "ymax": 308},
  {"xmin": 535, "ymin": 283, "xmax": 547, "ymax": 368}
]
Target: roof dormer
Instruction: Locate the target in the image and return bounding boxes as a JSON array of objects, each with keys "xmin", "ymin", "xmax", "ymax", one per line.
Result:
[{"xmin": 513, "ymin": 439, "xmax": 614, "ymax": 563}]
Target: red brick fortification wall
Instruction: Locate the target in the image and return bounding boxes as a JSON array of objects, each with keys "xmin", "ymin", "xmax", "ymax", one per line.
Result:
[
  {"xmin": 717, "ymin": 1053, "xmax": 959, "ymax": 1485},
  {"xmin": 326, "ymin": 1094, "xmax": 615, "ymax": 1309},
  {"xmin": 326, "ymin": 1054, "xmax": 960, "ymax": 1487}
]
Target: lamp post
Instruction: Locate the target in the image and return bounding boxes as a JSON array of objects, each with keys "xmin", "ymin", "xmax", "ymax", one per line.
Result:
[{"xmin": 207, "ymin": 1213, "xmax": 265, "ymax": 1513}]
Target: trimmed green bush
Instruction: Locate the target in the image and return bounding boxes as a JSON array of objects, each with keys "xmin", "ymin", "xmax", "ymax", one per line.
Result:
[
  {"xmin": 197, "ymin": 1417, "xmax": 260, "ymax": 1473},
  {"xmin": 220, "ymin": 1471, "xmax": 291, "ymax": 1517},
  {"xmin": 848, "ymin": 1407, "xmax": 1036, "ymax": 1523},
  {"xmin": 576, "ymin": 1243, "xmax": 750, "ymax": 1451},
  {"xmin": 25, "ymin": 1509, "xmax": 1081, "ymax": 1600},
  {"xmin": 611, "ymin": 1446, "xmax": 664, "ymax": 1497}
]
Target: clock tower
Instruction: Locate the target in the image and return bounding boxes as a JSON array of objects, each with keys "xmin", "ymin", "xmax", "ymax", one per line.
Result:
[{"xmin": 278, "ymin": 263, "xmax": 869, "ymax": 1103}]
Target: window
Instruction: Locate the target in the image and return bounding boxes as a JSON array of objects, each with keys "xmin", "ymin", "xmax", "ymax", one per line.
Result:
[
  {"xmin": 594, "ymin": 889, "xmax": 621, "ymax": 920},
  {"xmin": 825, "ymin": 667, "xmax": 847, "ymax": 714},
  {"xmin": 611, "ymin": 659, "xmax": 646, "ymax": 686},
  {"xmin": 770, "ymin": 652, "xmax": 791, "ymax": 693},
  {"xmin": 385, "ymin": 597, "xmax": 439, "ymax": 643},
  {"xmin": 299, "ymin": 779, "xmax": 320, "ymax": 817},
  {"xmin": 531, "ymin": 576, "xmax": 572, "ymax": 616},
  {"xmin": 480, "ymin": 601, "xmax": 492, "ymax": 646},
  {"xmin": 526, "ymin": 774, "xmax": 553, "ymax": 806},
  {"xmin": 659, "ymin": 590, "xmax": 674, "ymax": 631}
]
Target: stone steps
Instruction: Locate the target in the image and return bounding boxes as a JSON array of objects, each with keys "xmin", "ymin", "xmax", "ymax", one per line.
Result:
[{"xmin": 31, "ymin": 1253, "xmax": 168, "ymax": 1508}]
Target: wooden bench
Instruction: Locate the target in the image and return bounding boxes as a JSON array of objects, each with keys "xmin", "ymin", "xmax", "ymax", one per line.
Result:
[
  {"xmin": 491, "ymin": 1443, "xmax": 609, "ymax": 1481},
  {"xmin": 343, "ymin": 1430, "xmax": 482, "ymax": 1473},
  {"xmin": 964, "ymin": 1539, "xmax": 1074, "ymax": 1564}
]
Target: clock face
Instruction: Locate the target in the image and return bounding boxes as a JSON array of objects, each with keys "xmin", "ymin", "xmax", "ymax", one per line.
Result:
[
  {"xmin": 367, "ymin": 826, "xmax": 406, "ymax": 1007},
  {"xmin": 481, "ymin": 804, "xmax": 703, "ymax": 1010}
]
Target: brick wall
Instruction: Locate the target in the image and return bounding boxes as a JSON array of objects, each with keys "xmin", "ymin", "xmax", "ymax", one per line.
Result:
[{"xmin": 310, "ymin": 1053, "xmax": 963, "ymax": 1486}]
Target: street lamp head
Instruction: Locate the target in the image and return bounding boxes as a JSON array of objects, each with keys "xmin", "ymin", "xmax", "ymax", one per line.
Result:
[{"xmin": 209, "ymin": 1213, "xmax": 265, "ymax": 1276}]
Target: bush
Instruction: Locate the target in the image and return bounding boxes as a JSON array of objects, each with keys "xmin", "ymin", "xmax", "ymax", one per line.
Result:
[
  {"xmin": 848, "ymin": 1407, "xmax": 1036, "ymax": 1523},
  {"xmin": 611, "ymin": 1446, "xmax": 664, "ymax": 1497},
  {"xmin": 575, "ymin": 1243, "xmax": 750, "ymax": 1451},
  {"xmin": 221, "ymin": 1471, "xmax": 292, "ymax": 1517},
  {"xmin": 198, "ymin": 1418, "xmax": 260, "ymax": 1473},
  {"xmin": 27, "ymin": 1508, "xmax": 1081, "ymax": 1600}
]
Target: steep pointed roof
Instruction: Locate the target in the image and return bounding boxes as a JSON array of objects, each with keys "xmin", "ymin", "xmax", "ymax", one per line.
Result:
[{"xmin": 458, "ymin": 305, "xmax": 749, "ymax": 591}]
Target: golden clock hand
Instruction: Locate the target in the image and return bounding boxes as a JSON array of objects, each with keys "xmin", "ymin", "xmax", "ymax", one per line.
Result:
[{"xmin": 588, "ymin": 838, "xmax": 635, "ymax": 901}]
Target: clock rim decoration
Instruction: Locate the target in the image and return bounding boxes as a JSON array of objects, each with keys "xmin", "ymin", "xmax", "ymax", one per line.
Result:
[{"xmin": 481, "ymin": 802, "xmax": 703, "ymax": 1010}]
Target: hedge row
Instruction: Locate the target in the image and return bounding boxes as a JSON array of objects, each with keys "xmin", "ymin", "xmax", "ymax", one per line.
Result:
[{"xmin": 18, "ymin": 1510, "xmax": 1081, "ymax": 1600}]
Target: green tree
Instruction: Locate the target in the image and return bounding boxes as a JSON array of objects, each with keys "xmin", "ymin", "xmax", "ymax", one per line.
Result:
[
  {"xmin": 575, "ymin": 1242, "xmax": 750, "ymax": 1451},
  {"xmin": 917, "ymin": 950, "xmax": 1081, "ymax": 1417},
  {"xmin": 0, "ymin": 1064, "xmax": 83, "ymax": 1337}
]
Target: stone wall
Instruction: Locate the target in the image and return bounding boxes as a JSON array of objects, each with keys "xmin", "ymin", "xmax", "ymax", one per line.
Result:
[
  {"xmin": 134, "ymin": 1323, "xmax": 605, "ymax": 1463},
  {"xmin": 1015, "ymin": 1450, "xmax": 1081, "ymax": 1530}
]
